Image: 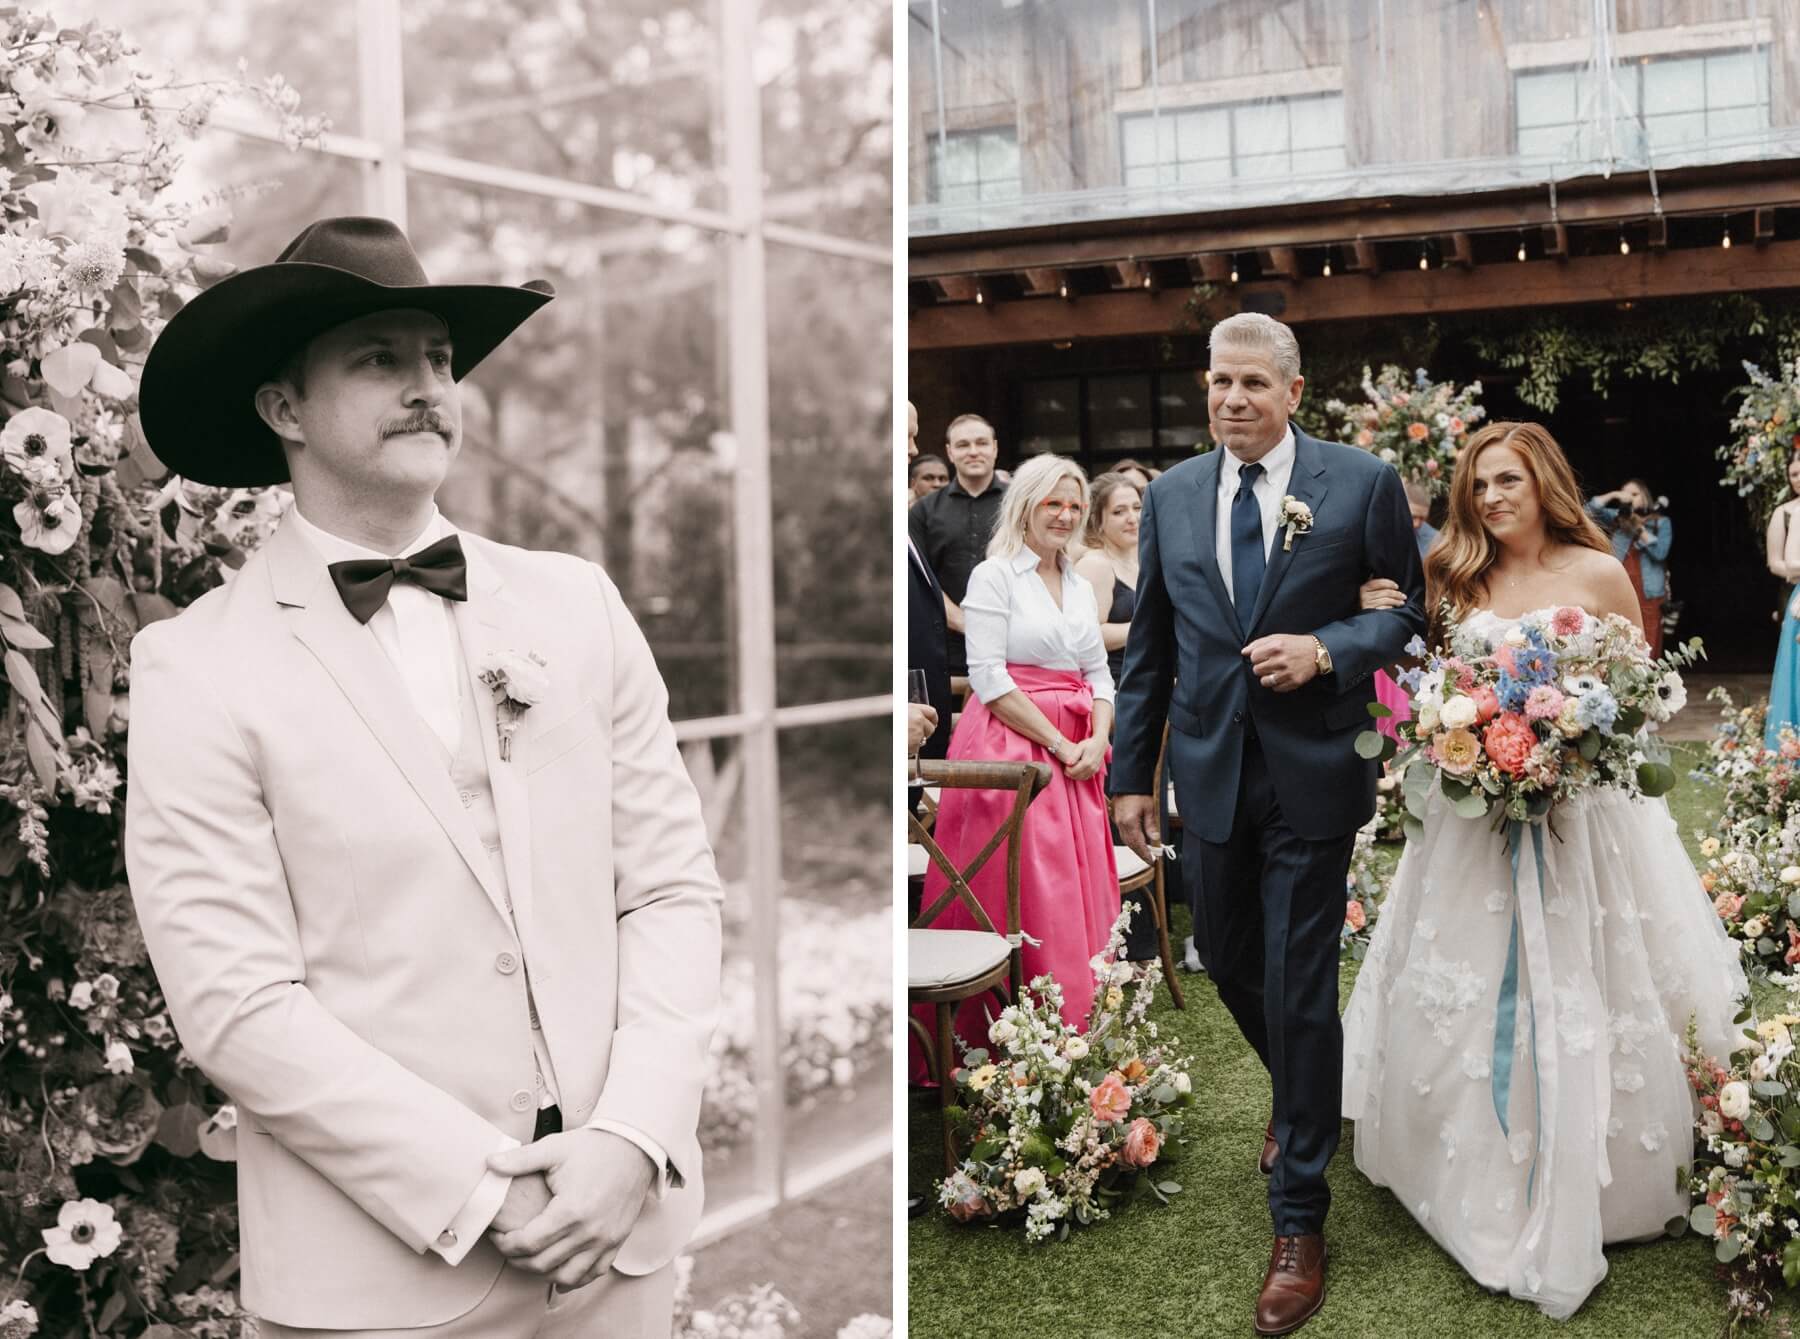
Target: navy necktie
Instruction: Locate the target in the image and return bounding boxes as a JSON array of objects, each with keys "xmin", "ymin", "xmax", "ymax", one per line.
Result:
[
  {"xmin": 1231, "ymin": 461, "xmax": 1266, "ymax": 618},
  {"xmin": 328, "ymin": 533, "xmax": 469, "ymax": 624}
]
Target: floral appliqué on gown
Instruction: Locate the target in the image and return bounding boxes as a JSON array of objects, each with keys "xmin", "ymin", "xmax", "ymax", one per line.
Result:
[{"xmin": 1341, "ymin": 608, "xmax": 1746, "ymax": 1319}]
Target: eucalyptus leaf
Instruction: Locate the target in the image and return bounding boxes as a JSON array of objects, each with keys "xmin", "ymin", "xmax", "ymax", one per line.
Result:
[
  {"xmin": 1156, "ymin": 1180, "xmax": 1182, "ymax": 1194},
  {"xmin": 1718, "ymin": 1234, "xmax": 1743, "ymax": 1264},
  {"xmin": 1749, "ymin": 1113, "xmax": 1777, "ymax": 1142},
  {"xmin": 1690, "ymin": 1202, "xmax": 1719, "ymax": 1235},
  {"xmin": 1354, "ymin": 730, "xmax": 1386, "ymax": 760},
  {"xmin": 1754, "ymin": 1080, "xmax": 1789, "ymax": 1099},
  {"xmin": 1578, "ymin": 730, "xmax": 1601, "ymax": 761},
  {"xmin": 1367, "ymin": 702, "xmax": 1393, "ymax": 719},
  {"xmin": 1453, "ymin": 792, "xmax": 1491, "ymax": 821}
]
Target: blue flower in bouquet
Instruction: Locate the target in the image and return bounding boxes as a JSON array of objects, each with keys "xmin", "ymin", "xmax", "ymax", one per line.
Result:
[
  {"xmin": 1576, "ymin": 687, "xmax": 1620, "ymax": 733},
  {"xmin": 1496, "ymin": 669, "xmax": 1532, "ymax": 713},
  {"xmin": 1399, "ymin": 666, "xmax": 1424, "ymax": 693},
  {"xmin": 1405, "ymin": 635, "xmax": 1427, "ymax": 658}
]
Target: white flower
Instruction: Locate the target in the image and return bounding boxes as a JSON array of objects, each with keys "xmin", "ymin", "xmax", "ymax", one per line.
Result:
[
  {"xmin": 14, "ymin": 490, "xmax": 80, "ymax": 555},
  {"xmin": 1701, "ymin": 837, "xmax": 1722, "ymax": 857},
  {"xmin": 836, "ymin": 1317, "xmax": 892, "ymax": 1339},
  {"xmin": 1720, "ymin": 1080, "xmax": 1752, "ymax": 1120},
  {"xmin": 0, "ymin": 1298, "xmax": 38, "ymax": 1336},
  {"xmin": 1065, "ymin": 1036, "xmax": 1089, "ymax": 1061},
  {"xmin": 67, "ymin": 981, "xmax": 93, "ymax": 1011},
  {"xmin": 1439, "ymin": 696, "xmax": 1477, "ymax": 730},
  {"xmin": 1013, "ymin": 1167, "xmax": 1046, "ymax": 1198},
  {"xmin": 0, "ymin": 406, "xmax": 72, "ymax": 480},
  {"xmin": 1702, "ymin": 1109, "xmax": 1724, "ymax": 1137},
  {"xmin": 1744, "ymin": 917, "xmax": 1768, "ymax": 941},
  {"xmin": 1725, "ymin": 1142, "xmax": 1749, "ymax": 1168},
  {"xmin": 1415, "ymin": 701, "xmax": 1440, "ymax": 733},
  {"xmin": 988, "ymin": 1017, "xmax": 1017, "ymax": 1046},
  {"xmin": 102, "ymin": 1039, "xmax": 132, "ymax": 1075},
  {"xmin": 92, "ymin": 974, "xmax": 120, "ymax": 1001},
  {"xmin": 41, "ymin": 1198, "xmax": 122, "ymax": 1270},
  {"xmin": 1751, "ymin": 1054, "xmax": 1774, "ymax": 1082},
  {"xmin": 477, "ymin": 649, "xmax": 549, "ymax": 706},
  {"xmin": 60, "ymin": 240, "xmax": 125, "ymax": 296},
  {"xmin": 1173, "ymin": 1071, "xmax": 1191, "ymax": 1094},
  {"xmin": 1640, "ymin": 1121, "xmax": 1668, "ymax": 1152},
  {"xmin": 1782, "ymin": 866, "xmax": 1800, "ymax": 885}
]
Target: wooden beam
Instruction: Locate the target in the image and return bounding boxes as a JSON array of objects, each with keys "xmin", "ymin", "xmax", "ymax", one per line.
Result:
[
  {"xmin": 1647, "ymin": 214, "xmax": 1668, "ymax": 251},
  {"xmin": 910, "ymin": 236, "xmax": 1800, "ymax": 350},
  {"xmin": 929, "ymin": 275, "xmax": 979, "ymax": 303},
  {"xmin": 1445, "ymin": 232, "xmax": 1473, "ymax": 268},
  {"xmin": 1020, "ymin": 267, "xmax": 1067, "ymax": 297},
  {"xmin": 1757, "ymin": 207, "xmax": 1777, "ymax": 246},
  {"xmin": 909, "ymin": 161, "xmax": 1800, "ymax": 279},
  {"xmin": 1193, "ymin": 253, "xmax": 1233, "ymax": 283},
  {"xmin": 1351, "ymin": 239, "xmax": 1380, "ymax": 275},
  {"xmin": 1541, "ymin": 222, "xmax": 1569, "ymax": 260},
  {"xmin": 1106, "ymin": 259, "xmax": 1146, "ymax": 290},
  {"xmin": 1261, "ymin": 246, "xmax": 1300, "ymax": 280}
]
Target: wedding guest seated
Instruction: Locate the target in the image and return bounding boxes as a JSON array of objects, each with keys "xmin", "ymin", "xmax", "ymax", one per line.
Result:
[{"xmin": 909, "ymin": 453, "xmax": 1117, "ymax": 1075}]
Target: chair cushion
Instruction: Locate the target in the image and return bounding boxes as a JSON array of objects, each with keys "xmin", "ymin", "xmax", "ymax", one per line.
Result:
[
  {"xmin": 909, "ymin": 928, "xmax": 1010, "ymax": 991},
  {"xmin": 1115, "ymin": 844, "xmax": 1150, "ymax": 882},
  {"xmin": 908, "ymin": 845, "xmax": 928, "ymax": 878}
]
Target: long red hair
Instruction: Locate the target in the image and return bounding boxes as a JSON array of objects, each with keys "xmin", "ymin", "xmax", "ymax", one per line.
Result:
[{"xmin": 1424, "ymin": 421, "xmax": 1609, "ymax": 645}]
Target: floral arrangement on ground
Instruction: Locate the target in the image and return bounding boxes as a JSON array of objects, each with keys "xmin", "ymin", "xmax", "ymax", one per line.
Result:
[
  {"xmin": 936, "ymin": 908, "xmax": 1196, "ymax": 1241},
  {"xmin": 1324, "ymin": 365, "xmax": 1485, "ymax": 497},
  {"xmin": 700, "ymin": 908, "xmax": 890, "ymax": 1153},
  {"xmin": 0, "ymin": 12, "xmax": 328, "ymax": 1337},
  {"xmin": 1721, "ymin": 357, "xmax": 1800, "ymax": 536},
  {"xmin": 672, "ymin": 1255, "xmax": 890, "ymax": 1339}
]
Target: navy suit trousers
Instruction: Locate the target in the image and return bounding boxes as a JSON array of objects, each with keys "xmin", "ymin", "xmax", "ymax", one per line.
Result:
[{"xmin": 1188, "ymin": 737, "xmax": 1354, "ymax": 1236}]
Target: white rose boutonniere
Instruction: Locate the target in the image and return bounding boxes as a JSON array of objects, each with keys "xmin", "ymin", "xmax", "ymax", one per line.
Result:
[
  {"xmin": 1279, "ymin": 496, "xmax": 1314, "ymax": 552},
  {"xmin": 477, "ymin": 649, "xmax": 549, "ymax": 760}
]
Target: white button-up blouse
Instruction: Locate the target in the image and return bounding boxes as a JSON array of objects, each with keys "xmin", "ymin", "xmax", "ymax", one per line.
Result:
[{"xmin": 961, "ymin": 548, "xmax": 1116, "ymax": 706}]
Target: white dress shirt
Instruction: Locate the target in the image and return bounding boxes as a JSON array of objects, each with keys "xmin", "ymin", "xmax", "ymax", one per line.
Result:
[
  {"xmin": 1215, "ymin": 426, "xmax": 1296, "ymax": 606},
  {"xmin": 961, "ymin": 549, "xmax": 1115, "ymax": 706},
  {"xmin": 286, "ymin": 507, "xmax": 668, "ymax": 1265}
]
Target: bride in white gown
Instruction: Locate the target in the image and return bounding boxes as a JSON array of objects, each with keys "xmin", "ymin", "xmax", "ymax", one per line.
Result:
[{"xmin": 1342, "ymin": 423, "xmax": 1745, "ymax": 1320}]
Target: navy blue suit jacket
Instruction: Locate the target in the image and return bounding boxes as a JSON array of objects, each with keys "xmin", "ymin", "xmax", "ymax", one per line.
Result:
[{"xmin": 1110, "ymin": 429, "xmax": 1427, "ymax": 842}]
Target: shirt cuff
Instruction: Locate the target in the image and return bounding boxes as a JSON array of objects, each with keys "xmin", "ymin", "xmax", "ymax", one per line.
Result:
[
  {"xmin": 432, "ymin": 1134, "xmax": 518, "ymax": 1265},
  {"xmin": 585, "ymin": 1117, "xmax": 676, "ymax": 1200}
]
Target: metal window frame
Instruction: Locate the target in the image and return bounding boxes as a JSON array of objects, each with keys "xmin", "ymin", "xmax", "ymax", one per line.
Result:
[{"xmin": 207, "ymin": 0, "xmax": 893, "ymax": 1241}]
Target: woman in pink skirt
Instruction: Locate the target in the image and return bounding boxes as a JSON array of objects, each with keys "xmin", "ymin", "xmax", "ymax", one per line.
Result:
[{"xmin": 914, "ymin": 453, "xmax": 1118, "ymax": 1068}]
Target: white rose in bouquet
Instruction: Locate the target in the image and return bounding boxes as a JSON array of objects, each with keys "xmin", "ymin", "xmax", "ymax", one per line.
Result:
[
  {"xmin": 1439, "ymin": 696, "xmax": 1478, "ymax": 730},
  {"xmin": 1416, "ymin": 701, "xmax": 1441, "ymax": 733},
  {"xmin": 1720, "ymin": 1080, "xmax": 1752, "ymax": 1121},
  {"xmin": 1702, "ymin": 1109, "xmax": 1724, "ymax": 1137},
  {"xmin": 1783, "ymin": 866, "xmax": 1800, "ymax": 886},
  {"xmin": 1014, "ymin": 1167, "xmax": 1046, "ymax": 1198},
  {"xmin": 1064, "ymin": 1036, "xmax": 1089, "ymax": 1060},
  {"xmin": 989, "ymin": 1017, "xmax": 1017, "ymax": 1046},
  {"xmin": 1744, "ymin": 916, "xmax": 1768, "ymax": 940}
]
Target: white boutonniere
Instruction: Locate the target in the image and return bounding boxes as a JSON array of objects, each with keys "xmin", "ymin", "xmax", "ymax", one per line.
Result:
[
  {"xmin": 476, "ymin": 650, "xmax": 549, "ymax": 760},
  {"xmin": 1280, "ymin": 496, "xmax": 1314, "ymax": 552}
]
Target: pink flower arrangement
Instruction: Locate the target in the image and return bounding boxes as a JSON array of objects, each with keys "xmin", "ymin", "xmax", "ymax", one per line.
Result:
[
  {"xmin": 1089, "ymin": 1072, "xmax": 1131, "ymax": 1124},
  {"xmin": 1469, "ymin": 684, "xmax": 1500, "ymax": 723},
  {"xmin": 1121, "ymin": 1117, "xmax": 1162, "ymax": 1168},
  {"xmin": 1524, "ymin": 685, "xmax": 1566, "ymax": 721},
  {"xmin": 1482, "ymin": 713, "xmax": 1537, "ymax": 778},
  {"xmin": 1551, "ymin": 606, "xmax": 1586, "ymax": 637},
  {"xmin": 1344, "ymin": 899, "xmax": 1367, "ymax": 933}
]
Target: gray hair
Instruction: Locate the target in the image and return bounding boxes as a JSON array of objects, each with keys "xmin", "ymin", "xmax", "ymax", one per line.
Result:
[
  {"xmin": 1208, "ymin": 312, "xmax": 1302, "ymax": 383},
  {"xmin": 988, "ymin": 453, "xmax": 1089, "ymax": 559}
]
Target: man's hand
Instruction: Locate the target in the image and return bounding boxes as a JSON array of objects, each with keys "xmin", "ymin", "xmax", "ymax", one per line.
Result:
[
  {"xmin": 1114, "ymin": 794, "xmax": 1158, "ymax": 864},
  {"xmin": 488, "ymin": 1169, "xmax": 552, "ymax": 1235},
  {"xmin": 907, "ymin": 703, "xmax": 938, "ymax": 753},
  {"xmin": 1243, "ymin": 634, "xmax": 1319, "ymax": 693},
  {"xmin": 485, "ymin": 1129, "xmax": 657, "ymax": 1290},
  {"xmin": 1062, "ymin": 734, "xmax": 1107, "ymax": 783}
]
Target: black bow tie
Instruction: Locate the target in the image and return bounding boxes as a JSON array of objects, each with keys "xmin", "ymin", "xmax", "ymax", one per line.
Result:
[{"xmin": 327, "ymin": 533, "xmax": 469, "ymax": 624}]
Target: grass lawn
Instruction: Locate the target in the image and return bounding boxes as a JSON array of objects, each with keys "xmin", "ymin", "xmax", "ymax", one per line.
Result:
[{"xmin": 907, "ymin": 742, "xmax": 1787, "ymax": 1338}]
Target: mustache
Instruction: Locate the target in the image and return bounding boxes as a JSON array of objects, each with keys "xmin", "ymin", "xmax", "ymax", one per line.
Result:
[{"xmin": 382, "ymin": 411, "xmax": 452, "ymax": 438}]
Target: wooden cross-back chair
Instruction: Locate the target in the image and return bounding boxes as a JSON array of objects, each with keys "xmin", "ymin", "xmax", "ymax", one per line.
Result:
[{"xmin": 907, "ymin": 757, "xmax": 1052, "ymax": 1172}]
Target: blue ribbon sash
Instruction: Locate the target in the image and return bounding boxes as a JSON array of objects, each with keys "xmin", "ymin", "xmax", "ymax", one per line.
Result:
[{"xmin": 1493, "ymin": 819, "xmax": 1547, "ymax": 1204}]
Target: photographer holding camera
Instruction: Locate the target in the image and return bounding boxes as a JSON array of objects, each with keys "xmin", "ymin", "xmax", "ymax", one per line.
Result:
[{"xmin": 1587, "ymin": 478, "xmax": 1672, "ymax": 657}]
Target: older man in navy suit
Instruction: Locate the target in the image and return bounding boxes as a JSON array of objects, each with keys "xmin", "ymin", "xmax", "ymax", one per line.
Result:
[{"xmin": 1111, "ymin": 314, "xmax": 1425, "ymax": 1337}]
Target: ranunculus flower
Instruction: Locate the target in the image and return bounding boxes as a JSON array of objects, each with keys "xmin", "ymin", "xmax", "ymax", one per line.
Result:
[
  {"xmin": 1121, "ymin": 1116, "xmax": 1162, "ymax": 1168},
  {"xmin": 1781, "ymin": 866, "xmax": 1800, "ymax": 885},
  {"xmin": 1120, "ymin": 1057, "xmax": 1148, "ymax": 1083},
  {"xmin": 14, "ymin": 490, "xmax": 80, "ymax": 555},
  {"xmin": 1714, "ymin": 891, "xmax": 1743, "ymax": 919},
  {"xmin": 1430, "ymin": 727, "xmax": 1480, "ymax": 777},
  {"xmin": 1089, "ymin": 1072, "xmax": 1131, "ymax": 1124},
  {"xmin": 42, "ymin": 1198, "xmax": 122, "ymax": 1270},
  {"xmin": 1344, "ymin": 899, "xmax": 1366, "ymax": 932},
  {"xmin": 988, "ymin": 1017, "xmax": 1017, "ymax": 1046},
  {"xmin": 1439, "ymin": 695, "xmax": 1477, "ymax": 730},
  {"xmin": 1103, "ymin": 986, "xmax": 1124, "ymax": 1012},
  {"xmin": 1719, "ymin": 1081, "xmax": 1752, "ymax": 1121},
  {"xmin": 1524, "ymin": 685, "xmax": 1565, "ymax": 721},
  {"xmin": 1064, "ymin": 1036, "xmax": 1089, "ymax": 1061},
  {"xmin": 1173, "ymin": 1072, "xmax": 1192, "ymax": 1094},
  {"xmin": 1356, "ymin": 428, "xmax": 1374, "ymax": 446},
  {"xmin": 1744, "ymin": 916, "xmax": 1767, "ymax": 941},
  {"xmin": 1013, "ymin": 1167, "xmax": 1046, "ymax": 1198},
  {"xmin": 1415, "ymin": 701, "xmax": 1441, "ymax": 734},
  {"xmin": 1482, "ymin": 713, "xmax": 1537, "ymax": 778}
]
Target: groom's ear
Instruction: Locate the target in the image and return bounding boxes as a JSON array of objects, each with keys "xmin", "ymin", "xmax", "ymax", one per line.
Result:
[{"xmin": 1286, "ymin": 374, "xmax": 1305, "ymax": 413}]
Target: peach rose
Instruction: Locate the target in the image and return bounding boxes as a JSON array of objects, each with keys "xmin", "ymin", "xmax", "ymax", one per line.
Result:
[
  {"xmin": 1356, "ymin": 428, "xmax": 1374, "ymax": 446},
  {"xmin": 1121, "ymin": 1117, "xmax": 1162, "ymax": 1168},
  {"xmin": 1089, "ymin": 1072, "xmax": 1131, "ymax": 1124},
  {"xmin": 1713, "ymin": 891, "xmax": 1744, "ymax": 920},
  {"xmin": 1344, "ymin": 899, "xmax": 1366, "ymax": 932},
  {"xmin": 1406, "ymin": 421, "xmax": 1429, "ymax": 440},
  {"xmin": 1120, "ymin": 1058, "xmax": 1148, "ymax": 1083},
  {"xmin": 1482, "ymin": 713, "xmax": 1536, "ymax": 778}
]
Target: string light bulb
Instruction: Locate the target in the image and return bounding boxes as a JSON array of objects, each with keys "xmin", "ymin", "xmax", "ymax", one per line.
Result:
[
  {"xmin": 1723, "ymin": 224, "xmax": 1733, "ymax": 249},
  {"xmin": 1619, "ymin": 229, "xmax": 1630, "ymax": 256},
  {"xmin": 1229, "ymin": 256, "xmax": 1239, "ymax": 283},
  {"xmin": 974, "ymin": 285, "xmax": 984, "ymax": 305},
  {"xmin": 1517, "ymin": 236, "xmax": 1527, "ymax": 262},
  {"xmin": 1058, "ymin": 282, "xmax": 1068, "ymax": 299},
  {"xmin": 1322, "ymin": 248, "xmax": 1333, "ymax": 278},
  {"xmin": 1419, "ymin": 244, "xmax": 1429, "ymax": 270},
  {"xmin": 1143, "ymin": 271, "xmax": 1152, "ymax": 289}
]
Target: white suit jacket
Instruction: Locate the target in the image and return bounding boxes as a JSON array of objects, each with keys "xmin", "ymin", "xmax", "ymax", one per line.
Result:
[{"xmin": 124, "ymin": 515, "xmax": 723, "ymax": 1330}]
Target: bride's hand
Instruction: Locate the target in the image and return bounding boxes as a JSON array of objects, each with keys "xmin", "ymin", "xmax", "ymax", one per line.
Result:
[{"xmin": 1359, "ymin": 577, "xmax": 1405, "ymax": 611}]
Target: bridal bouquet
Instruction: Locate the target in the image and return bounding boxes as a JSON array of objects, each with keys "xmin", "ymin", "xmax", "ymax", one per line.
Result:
[
  {"xmin": 1356, "ymin": 607, "xmax": 1703, "ymax": 830},
  {"xmin": 1683, "ymin": 1010, "xmax": 1800, "ymax": 1332},
  {"xmin": 937, "ymin": 907, "xmax": 1195, "ymax": 1242},
  {"xmin": 1325, "ymin": 365, "xmax": 1486, "ymax": 497}
]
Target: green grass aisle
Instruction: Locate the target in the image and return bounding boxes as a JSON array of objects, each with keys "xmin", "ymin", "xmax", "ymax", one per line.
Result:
[{"xmin": 907, "ymin": 743, "xmax": 1776, "ymax": 1338}]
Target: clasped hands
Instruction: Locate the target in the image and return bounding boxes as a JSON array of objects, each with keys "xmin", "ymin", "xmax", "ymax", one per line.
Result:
[
  {"xmin": 483, "ymin": 1128, "xmax": 657, "ymax": 1291},
  {"xmin": 1051, "ymin": 731, "xmax": 1107, "ymax": 782}
]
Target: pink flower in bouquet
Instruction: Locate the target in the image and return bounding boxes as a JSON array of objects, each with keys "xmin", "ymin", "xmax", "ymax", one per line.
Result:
[
  {"xmin": 1425, "ymin": 457, "xmax": 1441, "ymax": 475},
  {"xmin": 942, "ymin": 1171, "xmax": 991, "ymax": 1222},
  {"xmin": 1550, "ymin": 606, "xmax": 1586, "ymax": 637},
  {"xmin": 1430, "ymin": 728, "xmax": 1480, "ymax": 776},
  {"xmin": 1524, "ymin": 685, "xmax": 1565, "ymax": 721},
  {"xmin": 1786, "ymin": 924, "xmax": 1800, "ymax": 965},
  {"xmin": 1492, "ymin": 644, "xmax": 1517, "ymax": 676},
  {"xmin": 1469, "ymin": 684, "xmax": 1499, "ymax": 723},
  {"xmin": 1089, "ymin": 1072, "xmax": 1132, "ymax": 1124},
  {"xmin": 1449, "ymin": 416, "xmax": 1464, "ymax": 435},
  {"xmin": 1121, "ymin": 1117, "xmax": 1162, "ymax": 1168},
  {"xmin": 1344, "ymin": 899, "xmax": 1366, "ymax": 932},
  {"xmin": 1440, "ymin": 656, "xmax": 1476, "ymax": 693},
  {"xmin": 1714, "ymin": 891, "xmax": 1744, "ymax": 920},
  {"xmin": 1482, "ymin": 713, "xmax": 1536, "ymax": 778},
  {"xmin": 1356, "ymin": 429, "xmax": 1374, "ymax": 446},
  {"xmin": 1781, "ymin": 738, "xmax": 1800, "ymax": 760}
]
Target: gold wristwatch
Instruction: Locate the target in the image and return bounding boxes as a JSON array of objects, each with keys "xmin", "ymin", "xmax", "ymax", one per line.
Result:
[{"xmin": 1311, "ymin": 636, "xmax": 1333, "ymax": 676}]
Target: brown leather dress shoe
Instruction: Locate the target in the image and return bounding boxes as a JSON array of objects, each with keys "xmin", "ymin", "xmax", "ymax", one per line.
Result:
[
  {"xmin": 1259, "ymin": 1120, "xmax": 1278, "ymax": 1175},
  {"xmin": 1255, "ymin": 1234, "xmax": 1326, "ymax": 1335}
]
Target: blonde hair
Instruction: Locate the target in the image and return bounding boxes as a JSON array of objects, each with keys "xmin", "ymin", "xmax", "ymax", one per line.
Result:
[
  {"xmin": 1208, "ymin": 312, "xmax": 1301, "ymax": 382},
  {"xmin": 988, "ymin": 453, "xmax": 1090, "ymax": 559},
  {"xmin": 1424, "ymin": 422, "xmax": 1609, "ymax": 644},
  {"xmin": 1084, "ymin": 471, "xmax": 1142, "ymax": 549}
]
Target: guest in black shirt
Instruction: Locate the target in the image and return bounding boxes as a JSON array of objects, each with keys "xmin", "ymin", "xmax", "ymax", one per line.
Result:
[{"xmin": 907, "ymin": 412, "xmax": 1007, "ymax": 677}]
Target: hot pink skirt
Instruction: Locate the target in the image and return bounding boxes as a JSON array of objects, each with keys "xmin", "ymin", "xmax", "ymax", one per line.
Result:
[{"xmin": 910, "ymin": 665, "xmax": 1119, "ymax": 1080}]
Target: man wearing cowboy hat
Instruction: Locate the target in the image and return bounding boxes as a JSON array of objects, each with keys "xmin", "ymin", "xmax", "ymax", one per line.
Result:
[{"xmin": 124, "ymin": 217, "xmax": 722, "ymax": 1336}]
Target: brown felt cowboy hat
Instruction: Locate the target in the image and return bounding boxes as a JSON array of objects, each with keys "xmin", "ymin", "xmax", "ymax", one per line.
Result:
[{"xmin": 139, "ymin": 216, "xmax": 554, "ymax": 487}]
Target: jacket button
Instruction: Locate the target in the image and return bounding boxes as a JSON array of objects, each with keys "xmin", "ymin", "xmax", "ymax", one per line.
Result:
[
  {"xmin": 1232, "ymin": 710, "xmax": 1244, "ymax": 724},
  {"xmin": 510, "ymin": 1089, "xmax": 533, "ymax": 1112},
  {"xmin": 495, "ymin": 952, "xmax": 518, "ymax": 975}
]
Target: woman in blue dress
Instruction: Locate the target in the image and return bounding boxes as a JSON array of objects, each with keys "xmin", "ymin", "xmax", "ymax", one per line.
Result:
[{"xmin": 1765, "ymin": 454, "xmax": 1800, "ymax": 745}]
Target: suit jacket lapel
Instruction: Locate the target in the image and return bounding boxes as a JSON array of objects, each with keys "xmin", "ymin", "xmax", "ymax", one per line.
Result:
[
  {"xmin": 1188, "ymin": 450, "xmax": 1242, "ymax": 641},
  {"xmin": 267, "ymin": 517, "xmax": 512, "ymax": 926},
  {"xmin": 452, "ymin": 542, "xmax": 537, "ymax": 947},
  {"xmin": 1244, "ymin": 431, "xmax": 1331, "ymax": 638}
]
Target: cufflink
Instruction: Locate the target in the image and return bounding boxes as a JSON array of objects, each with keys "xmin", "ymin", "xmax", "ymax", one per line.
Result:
[{"xmin": 437, "ymin": 1228, "xmax": 457, "ymax": 1249}]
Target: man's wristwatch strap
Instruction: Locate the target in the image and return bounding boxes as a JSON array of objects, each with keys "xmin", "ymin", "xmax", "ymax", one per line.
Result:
[{"xmin": 1312, "ymin": 636, "xmax": 1333, "ymax": 675}]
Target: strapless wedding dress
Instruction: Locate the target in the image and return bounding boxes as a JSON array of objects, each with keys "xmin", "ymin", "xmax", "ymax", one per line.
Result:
[{"xmin": 1341, "ymin": 608, "xmax": 1746, "ymax": 1319}]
